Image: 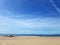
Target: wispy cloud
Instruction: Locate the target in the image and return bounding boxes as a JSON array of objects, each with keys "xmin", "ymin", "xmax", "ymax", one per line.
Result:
[
  {"xmin": 0, "ymin": 9, "xmax": 60, "ymax": 34},
  {"xmin": 49, "ymin": 0, "xmax": 60, "ymax": 13},
  {"xmin": 0, "ymin": 12, "xmax": 60, "ymax": 34}
]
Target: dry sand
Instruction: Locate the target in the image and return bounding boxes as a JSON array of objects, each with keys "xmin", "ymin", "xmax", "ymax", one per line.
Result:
[{"xmin": 0, "ymin": 36, "xmax": 60, "ymax": 45}]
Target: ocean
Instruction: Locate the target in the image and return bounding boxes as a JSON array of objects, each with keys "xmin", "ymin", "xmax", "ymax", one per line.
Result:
[{"xmin": 0, "ymin": 34, "xmax": 60, "ymax": 37}]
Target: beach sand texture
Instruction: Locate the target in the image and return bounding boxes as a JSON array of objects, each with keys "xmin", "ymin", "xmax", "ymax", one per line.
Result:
[{"xmin": 0, "ymin": 36, "xmax": 60, "ymax": 45}]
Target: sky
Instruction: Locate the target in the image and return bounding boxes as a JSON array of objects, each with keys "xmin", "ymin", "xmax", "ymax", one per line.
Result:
[{"xmin": 0, "ymin": 0, "xmax": 60, "ymax": 34}]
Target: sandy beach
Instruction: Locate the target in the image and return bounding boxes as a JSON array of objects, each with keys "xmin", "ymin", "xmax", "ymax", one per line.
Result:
[{"xmin": 0, "ymin": 36, "xmax": 60, "ymax": 45}]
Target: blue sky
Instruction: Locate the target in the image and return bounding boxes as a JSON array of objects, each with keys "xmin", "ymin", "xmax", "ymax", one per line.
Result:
[{"xmin": 0, "ymin": 0, "xmax": 60, "ymax": 34}]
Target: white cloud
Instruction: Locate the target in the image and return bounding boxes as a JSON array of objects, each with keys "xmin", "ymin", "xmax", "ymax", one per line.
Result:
[
  {"xmin": 0, "ymin": 10, "xmax": 60, "ymax": 34},
  {"xmin": 0, "ymin": 13, "xmax": 60, "ymax": 34},
  {"xmin": 16, "ymin": 17, "xmax": 60, "ymax": 28},
  {"xmin": 0, "ymin": 10, "xmax": 60, "ymax": 28},
  {"xmin": 0, "ymin": 15, "xmax": 60, "ymax": 28}
]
